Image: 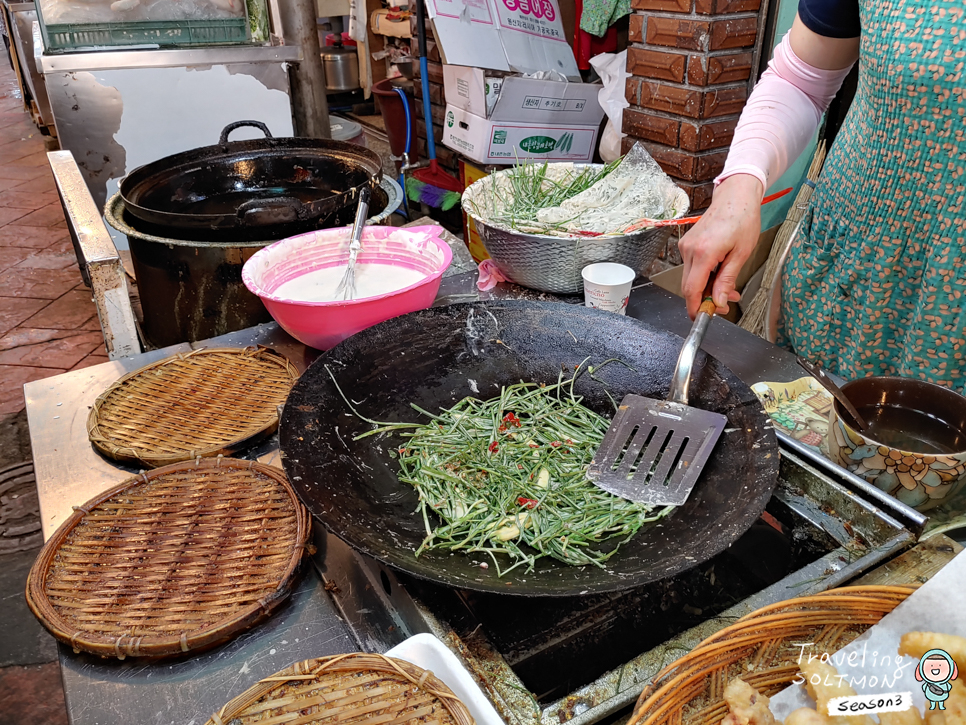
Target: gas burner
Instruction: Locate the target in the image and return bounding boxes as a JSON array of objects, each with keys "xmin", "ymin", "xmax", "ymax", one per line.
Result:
[{"xmin": 313, "ymin": 446, "xmax": 917, "ymax": 725}]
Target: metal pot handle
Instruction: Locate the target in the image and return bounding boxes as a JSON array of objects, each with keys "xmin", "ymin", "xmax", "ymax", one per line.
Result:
[
  {"xmin": 219, "ymin": 120, "xmax": 273, "ymax": 145},
  {"xmin": 236, "ymin": 196, "xmax": 305, "ymax": 225}
]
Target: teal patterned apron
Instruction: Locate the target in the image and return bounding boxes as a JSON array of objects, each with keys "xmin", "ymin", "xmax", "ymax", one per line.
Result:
[{"xmin": 781, "ymin": 0, "xmax": 966, "ymax": 392}]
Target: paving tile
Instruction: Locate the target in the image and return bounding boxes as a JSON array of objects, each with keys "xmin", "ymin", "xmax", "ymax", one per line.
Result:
[
  {"xmin": 6, "ymin": 173, "xmax": 57, "ymax": 194},
  {"xmin": 0, "ymin": 328, "xmax": 68, "ymax": 351},
  {"xmin": 80, "ymin": 314, "xmax": 102, "ymax": 331},
  {"xmin": 8, "ymin": 174, "xmax": 56, "ymax": 194},
  {"xmin": 0, "ymin": 365, "xmax": 65, "ymax": 416},
  {"xmin": 0, "ymin": 145, "xmax": 36, "ymax": 165},
  {"xmin": 0, "ymin": 226, "xmax": 69, "ymax": 249},
  {"xmin": 0, "ymin": 177, "xmax": 26, "ymax": 192},
  {"xmin": 16, "ymin": 249, "xmax": 77, "ymax": 270},
  {"xmin": 0, "ymin": 267, "xmax": 81, "ymax": 299},
  {"xmin": 0, "ymin": 206, "xmax": 31, "ymax": 225},
  {"xmin": 0, "ymin": 163, "xmax": 45, "ymax": 181},
  {"xmin": 43, "ymin": 237, "xmax": 77, "ymax": 256},
  {"xmin": 0, "ymin": 331, "xmax": 105, "ymax": 368},
  {"xmin": 0, "ymin": 247, "xmax": 34, "ymax": 272},
  {"xmin": 0, "ymin": 297, "xmax": 50, "ymax": 336},
  {"xmin": 7, "ymin": 151, "xmax": 49, "ymax": 168},
  {"xmin": 0, "ymin": 663, "xmax": 68, "ymax": 725},
  {"xmin": 7, "ymin": 202, "xmax": 66, "ymax": 228},
  {"xmin": 0, "ymin": 190, "xmax": 59, "ymax": 210},
  {"xmin": 70, "ymin": 352, "xmax": 111, "ymax": 371},
  {"xmin": 21, "ymin": 290, "xmax": 96, "ymax": 329}
]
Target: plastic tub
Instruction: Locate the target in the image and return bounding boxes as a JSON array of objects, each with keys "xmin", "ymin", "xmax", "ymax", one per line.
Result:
[
  {"xmin": 372, "ymin": 77, "xmax": 419, "ymax": 162},
  {"xmin": 330, "ymin": 116, "xmax": 366, "ymax": 147},
  {"xmin": 242, "ymin": 225, "xmax": 452, "ymax": 350}
]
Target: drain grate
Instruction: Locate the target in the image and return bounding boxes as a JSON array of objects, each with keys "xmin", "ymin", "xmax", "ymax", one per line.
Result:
[{"xmin": 0, "ymin": 461, "xmax": 41, "ymax": 553}]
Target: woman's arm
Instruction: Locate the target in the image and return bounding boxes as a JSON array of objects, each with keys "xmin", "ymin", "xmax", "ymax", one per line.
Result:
[{"xmin": 677, "ymin": 13, "xmax": 860, "ymax": 320}]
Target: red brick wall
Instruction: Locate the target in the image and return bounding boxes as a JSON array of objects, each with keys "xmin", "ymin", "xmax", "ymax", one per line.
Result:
[
  {"xmin": 622, "ymin": 0, "xmax": 765, "ymax": 213},
  {"xmin": 411, "ymin": 33, "xmax": 459, "ymax": 174}
]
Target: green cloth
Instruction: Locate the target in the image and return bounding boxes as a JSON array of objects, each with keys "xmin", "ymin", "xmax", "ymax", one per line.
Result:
[
  {"xmin": 781, "ymin": 0, "xmax": 966, "ymax": 392},
  {"xmin": 579, "ymin": 0, "xmax": 630, "ymax": 37}
]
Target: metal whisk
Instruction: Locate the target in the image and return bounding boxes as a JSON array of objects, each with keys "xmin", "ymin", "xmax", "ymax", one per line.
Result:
[{"xmin": 335, "ymin": 186, "xmax": 371, "ymax": 301}]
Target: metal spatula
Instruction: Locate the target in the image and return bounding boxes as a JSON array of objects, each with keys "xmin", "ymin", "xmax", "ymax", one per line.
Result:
[{"xmin": 587, "ymin": 282, "xmax": 728, "ymax": 506}]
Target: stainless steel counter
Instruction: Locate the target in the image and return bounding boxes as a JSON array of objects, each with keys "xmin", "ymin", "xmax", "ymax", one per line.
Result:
[{"xmin": 23, "ymin": 273, "xmax": 851, "ymax": 725}]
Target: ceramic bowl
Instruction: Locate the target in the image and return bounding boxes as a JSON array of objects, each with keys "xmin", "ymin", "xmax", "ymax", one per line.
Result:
[{"xmin": 827, "ymin": 376, "xmax": 966, "ymax": 511}]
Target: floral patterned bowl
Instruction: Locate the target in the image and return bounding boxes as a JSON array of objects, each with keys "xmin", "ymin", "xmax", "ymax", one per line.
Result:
[{"xmin": 827, "ymin": 377, "xmax": 966, "ymax": 511}]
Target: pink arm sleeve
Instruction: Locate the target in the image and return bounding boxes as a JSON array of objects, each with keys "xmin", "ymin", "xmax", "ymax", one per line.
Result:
[{"xmin": 715, "ymin": 33, "xmax": 855, "ymax": 195}]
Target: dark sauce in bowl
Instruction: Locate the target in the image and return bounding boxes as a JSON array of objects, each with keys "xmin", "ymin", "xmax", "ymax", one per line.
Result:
[{"xmin": 855, "ymin": 404, "xmax": 966, "ymax": 455}]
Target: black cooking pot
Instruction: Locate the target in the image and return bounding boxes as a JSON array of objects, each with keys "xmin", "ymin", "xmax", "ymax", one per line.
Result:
[{"xmin": 119, "ymin": 121, "xmax": 383, "ymax": 239}]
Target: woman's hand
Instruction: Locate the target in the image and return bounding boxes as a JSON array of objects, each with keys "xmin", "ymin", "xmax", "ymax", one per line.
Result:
[{"xmin": 678, "ymin": 174, "xmax": 764, "ymax": 320}]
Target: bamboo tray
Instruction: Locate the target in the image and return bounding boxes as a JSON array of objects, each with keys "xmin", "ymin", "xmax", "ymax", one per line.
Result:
[
  {"xmin": 206, "ymin": 652, "xmax": 476, "ymax": 725},
  {"xmin": 87, "ymin": 346, "xmax": 298, "ymax": 468},
  {"xmin": 26, "ymin": 457, "xmax": 310, "ymax": 659},
  {"xmin": 629, "ymin": 585, "xmax": 916, "ymax": 725}
]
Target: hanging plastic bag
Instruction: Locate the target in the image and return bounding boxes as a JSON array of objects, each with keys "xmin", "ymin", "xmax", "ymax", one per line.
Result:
[{"xmin": 589, "ymin": 50, "xmax": 629, "ymax": 163}]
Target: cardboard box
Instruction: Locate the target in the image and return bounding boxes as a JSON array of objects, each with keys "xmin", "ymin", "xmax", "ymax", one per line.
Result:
[
  {"xmin": 427, "ymin": 0, "xmax": 579, "ymax": 78},
  {"xmin": 443, "ymin": 104, "xmax": 599, "ymax": 164},
  {"xmin": 459, "ymin": 160, "xmax": 493, "ymax": 264},
  {"xmin": 443, "ymin": 65, "xmax": 604, "ymax": 126}
]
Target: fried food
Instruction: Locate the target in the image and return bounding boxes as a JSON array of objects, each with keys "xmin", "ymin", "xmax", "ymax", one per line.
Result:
[
  {"xmin": 722, "ymin": 678, "xmax": 779, "ymax": 725},
  {"xmin": 879, "ymin": 707, "xmax": 924, "ymax": 725},
  {"xmin": 800, "ymin": 659, "xmax": 875, "ymax": 725},
  {"xmin": 785, "ymin": 708, "xmax": 831, "ymax": 725},
  {"xmin": 925, "ymin": 711, "xmax": 946, "ymax": 725},
  {"xmin": 943, "ymin": 680, "xmax": 966, "ymax": 725},
  {"xmin": 899, "ymin": 633, "xmax": 966, "ymax": 675}
]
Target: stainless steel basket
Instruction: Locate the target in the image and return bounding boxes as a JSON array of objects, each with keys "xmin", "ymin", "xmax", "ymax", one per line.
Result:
[{"xmin": 463, "ymin": 165, "xmax": 689, "ymax": 295}]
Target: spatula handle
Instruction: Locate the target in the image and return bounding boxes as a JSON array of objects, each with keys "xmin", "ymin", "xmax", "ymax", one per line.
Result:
[
  {"xmin": 669, "ymin": 273, "xmax": 721, "ymax": 405},
  {"xmin": 698, "ymin": 276, "xmax": 719, "ymax": 318}
]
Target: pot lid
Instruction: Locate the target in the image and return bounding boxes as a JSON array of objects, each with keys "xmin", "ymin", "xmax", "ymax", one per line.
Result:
[
  {"xmin": 322, "ymin": 45, "xmax": 358, "ymax": 60},
  {"xmin": 330, "ymin": 116, "xmax": 363, "ymax": 142}
]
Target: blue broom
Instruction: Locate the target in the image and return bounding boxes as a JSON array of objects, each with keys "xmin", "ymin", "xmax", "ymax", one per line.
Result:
[{"xmin": 407, "ymin": 0, "xmax": 463, "ymax": 210}]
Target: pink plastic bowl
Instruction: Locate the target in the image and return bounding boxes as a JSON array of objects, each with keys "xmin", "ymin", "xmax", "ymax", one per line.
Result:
[{"xmin": 242, "ymin": 225, "xmax": 452, "ymax": 350}]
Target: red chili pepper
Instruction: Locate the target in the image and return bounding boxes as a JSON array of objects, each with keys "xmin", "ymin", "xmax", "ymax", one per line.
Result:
[
  {"xmin": 551, "ymin": 441, "xmax": 562, "ymax": 448},
  {"xmin": 488, "ymin": 441, "xmax": 499, "ymax": 453},
  {"xmin": 498, "ymin": 423, "xmax": 508, "ymax": 433},
  {"xmin": 517, "ymin": 497, "xmax": 538, "ymax": 509}
]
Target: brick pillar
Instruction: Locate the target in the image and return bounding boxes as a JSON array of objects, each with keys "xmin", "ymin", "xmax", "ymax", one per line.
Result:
[{"xmin": 622, "ymin": 0, "xmax": 765, "ymax": 216}]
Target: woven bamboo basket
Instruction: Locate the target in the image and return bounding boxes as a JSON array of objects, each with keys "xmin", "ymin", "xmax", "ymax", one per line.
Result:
[
  {"xmin": 629, "ymin": 585, "xmax": 916, "ymax": 725},
  {"xmin": 87, "ymin": 346, "xmax": 299, "ymax": 468},
  {"xmin": 206, "ymin": 652, "xmax": 476, "ymax": 725},
  {"xmin": 26, "ymin": 457, "xmax": 310, "ymax": 659}
]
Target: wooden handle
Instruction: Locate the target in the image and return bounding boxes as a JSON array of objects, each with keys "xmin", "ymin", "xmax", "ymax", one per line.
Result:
[
  {"xmin": 698, "ymin": 275, "xmax": 721, "ymax": 317},
  {"xmin": 698, "ymin": 297, "xmax": 718, "ymax": 317}
]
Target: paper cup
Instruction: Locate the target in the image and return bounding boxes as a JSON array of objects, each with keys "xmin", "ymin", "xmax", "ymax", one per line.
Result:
[{"xmin": 582, "ymin": 263, "xmax": 635, "ymax": 315}]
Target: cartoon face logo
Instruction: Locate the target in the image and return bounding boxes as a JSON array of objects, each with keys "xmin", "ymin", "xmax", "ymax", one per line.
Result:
[
  {"xmin": 916, "ymin": 649, "xmax": 959, "ymax": 710},
  {"xmin": 925, "ymin": 657, "xmax": 953, "ymax": 683}
]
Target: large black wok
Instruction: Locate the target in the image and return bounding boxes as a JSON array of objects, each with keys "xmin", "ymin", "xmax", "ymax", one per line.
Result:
[
  {"xmin": 280, "ymin": 301, "xmax": 779, "ymax": 597},
  {"xmin": 120, "ymin": 121, "xmax": 382, "ymax": 239}
]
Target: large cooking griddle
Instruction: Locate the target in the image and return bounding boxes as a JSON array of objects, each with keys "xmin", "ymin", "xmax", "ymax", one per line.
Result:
[{"xmin": 280, "ymin": 301, "xmax": 779, "ymax": 597}]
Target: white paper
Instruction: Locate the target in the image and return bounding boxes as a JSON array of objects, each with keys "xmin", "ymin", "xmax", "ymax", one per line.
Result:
[{"xmin": 769, "ymin": 550, "xmax": 966, "ymax": 721}]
